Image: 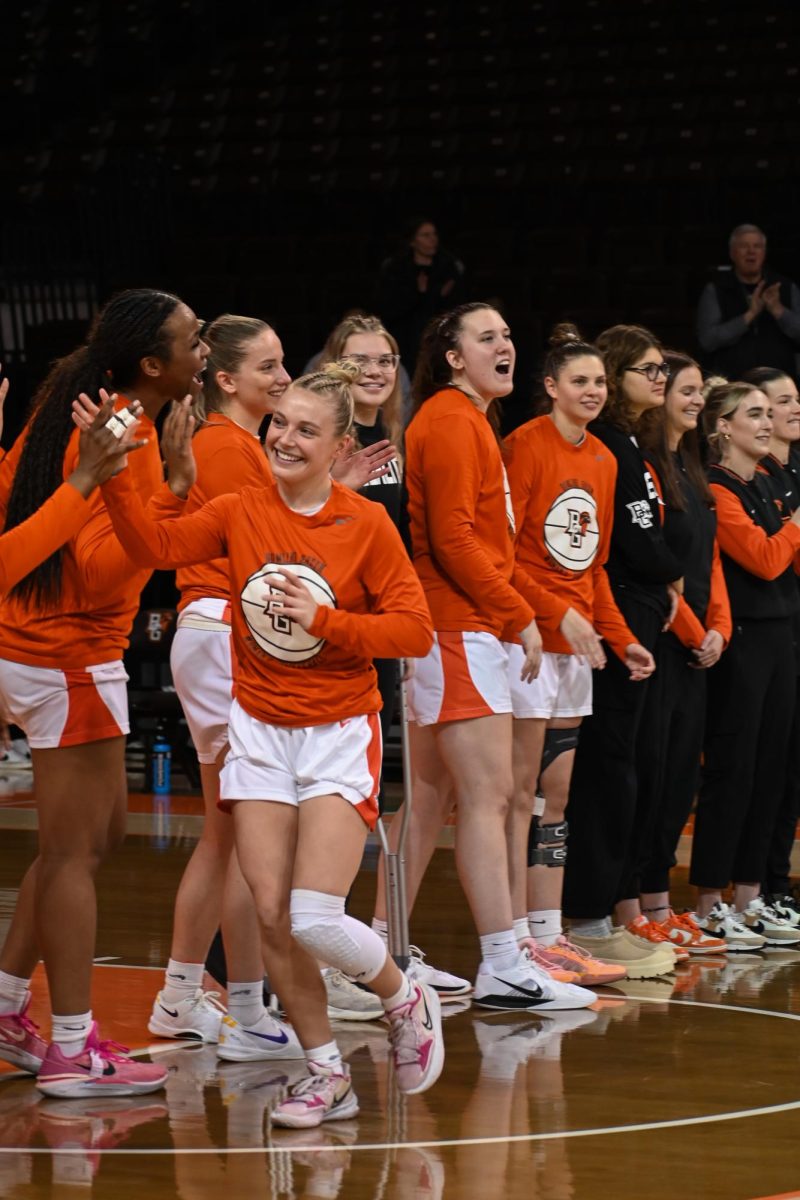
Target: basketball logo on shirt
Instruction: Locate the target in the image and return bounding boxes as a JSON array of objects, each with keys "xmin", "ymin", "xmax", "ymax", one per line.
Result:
[
  {"xmin": 240, "ymin": 562, "xmax": 336, "ymax": 663},
  {"xmin": 543, "ymin": 486, "xmax": 600, "ymax": 571}
]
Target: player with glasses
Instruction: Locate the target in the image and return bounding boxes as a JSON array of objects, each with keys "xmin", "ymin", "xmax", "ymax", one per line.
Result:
[{"xmin": 626, "ymin": 361, "xmax": 672, "ymax": 383}]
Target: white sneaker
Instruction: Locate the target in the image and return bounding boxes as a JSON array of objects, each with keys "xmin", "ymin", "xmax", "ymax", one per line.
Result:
[
  {"xmin": 217, "ymin": 1011, "xmax": 304, "ymax": 1061},
  {"xmin": 696, "ymin": 902, "xmax": 766, "ymax": 951},
  {"xmin": 0, "ymin": 744, "xmax": 32, "ymax": 771},
  {"xmin": 323, "ymin": 969, "xmax": 383, "ymax": 1021},
  {"xmin": 472, "ymin": 949, "xmax": 596, "ymax": 1012},
  {"xmin": 406, "ymin": 946, "xmax": 472, "ymax": 1001},
  {"xmin": 148, "ymin": 988, "xmax": 226, "ymax": 1042},
  {"xmin": 737, "ymin": 898, "xmax": 800, "ymax": 946}
]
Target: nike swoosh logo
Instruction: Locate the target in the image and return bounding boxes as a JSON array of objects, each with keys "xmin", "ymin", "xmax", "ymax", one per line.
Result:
[
  {"xmin": 494, "ymin": 979, "xmax": 544, "ymax": 1000},
  {"xmin": 420, "ymin": 994, "xmax": 434, "ymax": 1032},
  {"xmin": 2, "ymin": 1027, "xmax": 26, "ymax": 1042},
  {"xmin": 159, "ymin": 1005, "xmax": 179, "ymax": 1018},
  {"xmin": 245, "ymin": 1028, "xmax": 289, "ymax": 1045}
]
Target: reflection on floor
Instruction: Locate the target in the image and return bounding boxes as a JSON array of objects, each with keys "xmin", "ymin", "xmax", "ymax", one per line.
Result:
[{"xmin": 0, "ymin": 803, "xmax": 798, "ymax": 1198}]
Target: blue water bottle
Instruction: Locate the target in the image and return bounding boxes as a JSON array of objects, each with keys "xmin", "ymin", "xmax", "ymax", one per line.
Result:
[{"xmin": 152, "ymin": 722, "xmax": 172, "ymax": 795}]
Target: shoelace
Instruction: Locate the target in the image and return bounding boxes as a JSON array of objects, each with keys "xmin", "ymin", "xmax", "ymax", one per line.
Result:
[
  {"xmin": 388, "ymin": 992, "xmax": 427, "ymax": 1066},
  {"xmin": 15, "ymin": 1012, "xmax": 42, "ymax": 1038},
  {"xmin": 554, "ymin": 937, "xmax": 593, "ymax": 962},
  {"xmin": 86, "ymin": 1035, "xmax": 133, "ymax": 1070},
  {"xmin": 191, "ymin": 989, "xmax": 226, "ymax": 1013},
  {"xmin": 288, "ymin": 1070, "xmax": 341, "ymax": 1101},
  {"xmin": 633, "ymin": 919, "xmax": 671, "ymax": 943}
]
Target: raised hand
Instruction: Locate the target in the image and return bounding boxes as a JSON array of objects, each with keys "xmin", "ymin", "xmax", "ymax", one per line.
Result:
[
  {"xmin": 331, "ymin": 438, "xmax": 398, "ymax": 491},
  {"xmin": 69, "ymin": 393, "xmax": 148, "ymax": 494},
  {"xmin": 161, "ymin": 396, "xmax": 197, "ymax": 498}
]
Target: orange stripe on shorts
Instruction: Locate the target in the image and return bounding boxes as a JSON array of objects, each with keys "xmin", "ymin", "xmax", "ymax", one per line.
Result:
[
  {"xmin": 438, "ymin": 631, "xmax": 494, "ymax": 721},
  {"xmin": 60, "ymin": 669, "xmax": 122, "ymax": 747}
]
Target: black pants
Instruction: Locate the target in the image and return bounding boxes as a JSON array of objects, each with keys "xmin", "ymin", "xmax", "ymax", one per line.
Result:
[
  {"xmin": 563, "ymin": 591, "xmax": 664, "ymax": 919},
  {"xmin": 624, "ymin": 635, "xmax": 706, "ymax": 897},
  {"xmin": 764, "ymin": 673, "xmax": 800, "ymax": 894},
  {"xmin": 690, "ymin": 618, "xmax": 795, "ymax": 889}
]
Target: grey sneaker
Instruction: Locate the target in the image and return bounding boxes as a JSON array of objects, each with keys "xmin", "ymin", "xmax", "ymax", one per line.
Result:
[{"xmin": 323, "ymin": 969, "xmax": 383, "ymax": 1021}]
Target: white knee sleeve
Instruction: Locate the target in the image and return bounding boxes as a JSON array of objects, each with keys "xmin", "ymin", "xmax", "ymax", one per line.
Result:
[{"xmin": 290, "ymin": 889, "xmax": 387, "ymax": 983}]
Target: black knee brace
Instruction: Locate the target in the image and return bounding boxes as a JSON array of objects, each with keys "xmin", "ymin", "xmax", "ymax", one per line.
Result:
[
  {"xmin": 539, "ymin": 726, "xmax": 580, "ymax": 776},
  {"xmin": 527, "ymin": 818, "xmax": 569, "ymax": 867}
]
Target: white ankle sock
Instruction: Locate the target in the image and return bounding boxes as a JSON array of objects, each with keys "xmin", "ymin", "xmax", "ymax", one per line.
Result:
[
  {"xmin": 528, "ymin": 909, "xmax": 562, "ymax": 946},
  {"xmin": 371, "ymin": 917, "xmax": 389, "ymax": 944},
  {"xmin": 305, "ymin": 1040, "xmax": 343, "ymax": 1072},
  {"xmin": 513, "ymin": 917, "xmax": 531, "ymax": 942},
  {"xmin": 51, "ymin": 1011, "xmax": 93, "ymax": 1054},
  {"xmin": 227, "ymin": 981, "xmax": 264, "ymax": 1027},
  {"xmin": 162, "ymin": 959, "xmax": 205, "ymax": 1003},
  {"xmin": 570, "ymin": 917, "xmax": 611, "ymax": 938},
  {"xmin": 479, "ymin": 930, "xmax": 519, "ymax": 972},
  {"xmin": 381, "ymin": 974, "xmax": 414, "ymax": 1012},
  {"xmin": 0, "ymin": 970, "xmax": 30, "ymax": 1013}
]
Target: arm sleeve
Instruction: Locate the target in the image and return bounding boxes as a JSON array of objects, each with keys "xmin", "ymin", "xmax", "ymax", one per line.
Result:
[
  {"xmin": 0, "ymin": 482, "xmax": 92, "ymax": 593},
  {"xmin": 776, "ymin": 283, "xmax": 800, "ymax": 342},
  {"xmin": 612, "ymin": 454, "xmax": 683, "ymax": 583},
  {"xmin": 711, "ymin": 484, "xmax": 800, "ymax": 579},
  {"xmin": 307, "ymin": 515, "xmax": 434, "ymax": 659},
  {"xmin": 73, "ymin": 483, "xmax": 186, "ymax": 590},
  {"xmin": 421, "ymin": 422, "xmax": 533, "ymax": 633},
  {"xmin": 696, "ymin": 282, "xmax": 749, "ymax": 353},
  {"xmin": 669, "ymin": 596, "xmax": 707, "ymax": 649},
  {"xmin": 705, "ymin": 539, "xmax": 733, "ymax": 642},
  {"xmin": 99, "ymin": 470, "xmax": 231, "ymax": 568}
]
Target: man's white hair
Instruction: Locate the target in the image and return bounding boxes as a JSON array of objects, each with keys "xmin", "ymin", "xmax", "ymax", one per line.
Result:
[{"xmin": 729, "ymin": 223, "xmax": 766, "ymax": 250}]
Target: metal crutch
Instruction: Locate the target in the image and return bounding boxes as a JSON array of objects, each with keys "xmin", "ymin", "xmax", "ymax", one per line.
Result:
[{"xmin": 376, "ymin": 661, "xmax": 413, "ymax": 973}]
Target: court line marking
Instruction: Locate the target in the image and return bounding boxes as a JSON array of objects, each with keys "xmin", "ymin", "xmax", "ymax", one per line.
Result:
[
  {"xmin": 5, "ymin": 1098, "xmax": 800, "ymax": 1156},
  {"xmin": 4, "ymin": 976, "xmax": 798, "ymax": 1155}
]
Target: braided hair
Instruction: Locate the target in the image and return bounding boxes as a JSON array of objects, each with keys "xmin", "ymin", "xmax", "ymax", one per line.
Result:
[{"xmin": 5, "ymin": 288, "xmax": 182, "ymax": 606}]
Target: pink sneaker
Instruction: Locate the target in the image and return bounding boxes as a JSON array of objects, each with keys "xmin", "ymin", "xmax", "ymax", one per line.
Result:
[
  {"xmin": 36, "ymin": 1023, "xmax": 168, "ymax": 1099},
  {"xmin": 271, "ymin": 1062, "xmax": 359, "ymax": 1128},
  {"xmin": 386, "ymin": 982, "xmax": 444, "ymax": 1095},
  {"xmin": 0, "ymin": 992, "xmax": 48, "ymax": 1073}
]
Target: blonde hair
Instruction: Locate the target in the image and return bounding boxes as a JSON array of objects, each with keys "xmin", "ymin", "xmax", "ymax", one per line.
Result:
[
  {"xmin": 319, "ymin": 314, "xmax": 404, "ymax": 451},
  {"xmin": 702, "ymin": 376, "xmax": 765, "ymax": 462},
  {"xmin": 198, "ymin": 314, "xmax": 272, "ymax": 419},
  {"xmin": 291, "ymin": 361, "xmax": 359, "ymax": 438}
]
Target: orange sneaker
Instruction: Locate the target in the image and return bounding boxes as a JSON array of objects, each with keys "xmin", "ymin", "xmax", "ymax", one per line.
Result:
[
  {"xmin": 532, "ymin": 937, "xmax": 627, "ymax": 986},
  {"xmin": 659, "ymin": 910, "xmax": 728, "ymax": 956},
  {"xmin": 627, "ymin": 915, "xmax": 690, "ymax": 962},
  {"xmin": 518, "ymin": 939, "xmax": 580, "ymax": 984}
]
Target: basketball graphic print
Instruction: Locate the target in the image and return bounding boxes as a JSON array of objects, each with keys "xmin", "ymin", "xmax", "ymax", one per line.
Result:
[
  {"xmin": 543, "ymin": 487, "xmax": 600, "ymax": 571},
  {"xmin": 240, "ymin": 562, "xmax": 336, "ymax": 663}
]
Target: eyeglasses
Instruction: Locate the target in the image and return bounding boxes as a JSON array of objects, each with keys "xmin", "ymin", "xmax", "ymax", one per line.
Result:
[
  {"xmin": 625, "ymin": 362, "xmax": 671, "ymax": 383},
  {"xmin": 345, "ymin": 353, "xmax": 400, "ymax": 371}
]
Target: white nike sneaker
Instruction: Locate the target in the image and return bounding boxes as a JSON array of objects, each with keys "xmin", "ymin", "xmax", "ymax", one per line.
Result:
[
  {"xmin": 406, "ymin": 946, "xmax": 473, "ymax": 1001},
  {"xmin": 472, "ymin": 949, "xmax": 596, "ymax": 1012},
  {"xmin": 148, "ymin": 989, "xmax": 226, "ymax": 1042},
  {"xmin": 217, "ymin": 1011, "xmax": 304, "ymax": 1061}
]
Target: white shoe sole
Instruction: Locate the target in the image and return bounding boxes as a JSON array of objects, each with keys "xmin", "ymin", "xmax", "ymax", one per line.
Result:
[
  {"xmin": 326, "ymin": 1005, "xmax": 383, "ymax": 1021},
  {"xmin": 36, "ymin": 1073, "xmax": 168, "ymax": 1099},
  {"xmin": 0, "ymin": 1045, "xmax": 44, "ymax": 1073},
  {"xmin": 271, "ymin": 1090, "xmax": 360, "ymax": 1128},
  {"xmin": 147, "ymin": 1017, "xmax": 220, "ymax": 1043}
]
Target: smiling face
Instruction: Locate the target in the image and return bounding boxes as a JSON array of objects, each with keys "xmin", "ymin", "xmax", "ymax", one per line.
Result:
[
  {"xmin": 446, "ymin": 307, "xmax": 515, "ymax": 403},
  {"xmin": 761, "ymin": 375, "xmax": 800, "ymax": 447},
  {"xmin": 545, "ymin": 354, "xmax": 607, "ymax": 431},
  {"xmin": 664, "ymin": 366, "xmax": 704, "ymax": 446},
  {"xmin": 218, "ymin": 328, "xmax": 290, "ymax": 419},
  {"xmin": 719, "ymin": 389, "xmax": 772, "ymax": 463},
  {"xmin": 265, "ymin": 385, "xmax": 348, "ymax": 488},
  {"xmin": 149, "ymin": 303, "xmax": 209, "ymax": 400},
  {"xmin": 621, "ymin": 345, "xmax": 667, "ymax": 417},
  {"xmin": 342, "ymin": 331, "xmax": 397, "ymax": 423}
]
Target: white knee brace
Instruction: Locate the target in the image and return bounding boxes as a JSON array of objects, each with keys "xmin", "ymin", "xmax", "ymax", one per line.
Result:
[{"xmin": 290, "ymin": 889, "xmax": 387, "ymax": 983}]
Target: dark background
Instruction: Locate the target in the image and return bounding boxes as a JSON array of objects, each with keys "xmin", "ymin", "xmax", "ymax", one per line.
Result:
[{"xmin": 2, "ymin": 0, "xmax": 799, "ymax": 441}]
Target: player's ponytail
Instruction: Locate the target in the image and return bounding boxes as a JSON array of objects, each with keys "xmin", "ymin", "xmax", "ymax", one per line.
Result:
[
  {"xmin": 6, "ymin": 288, "xmax": 182, "ymax": 606},
  {"xmin": 200, "ymin": 314, "xmax": 272, "ymax": 419}
]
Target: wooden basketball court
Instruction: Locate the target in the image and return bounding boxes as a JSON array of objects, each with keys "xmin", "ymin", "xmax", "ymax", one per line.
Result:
[{"xmin": 0, "ymin": 780, "xmax": 798, "ymax": 1199}]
